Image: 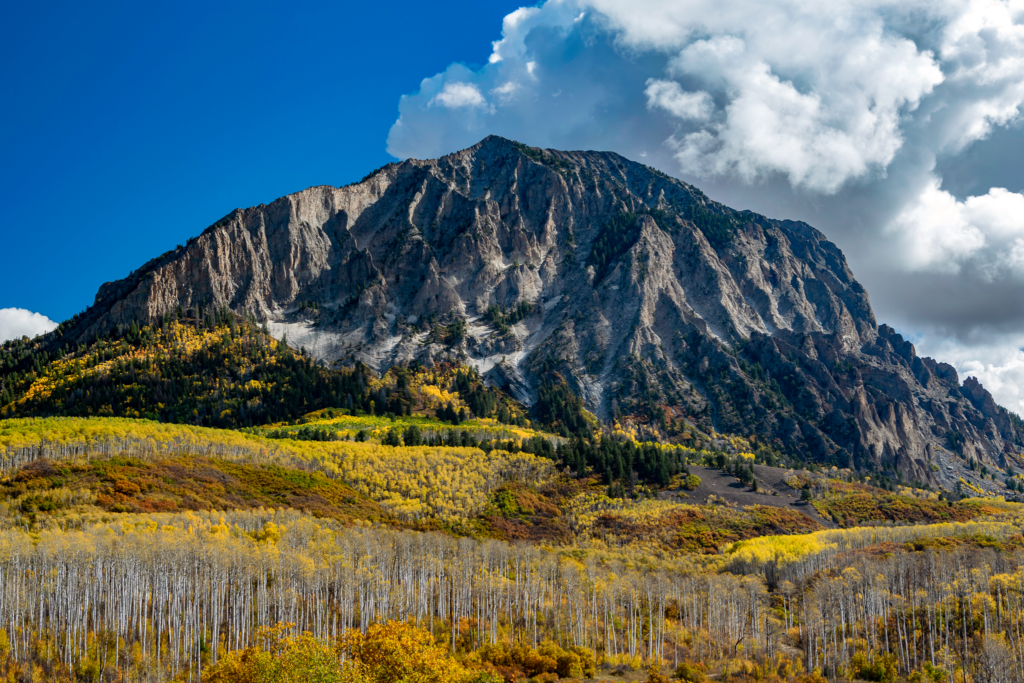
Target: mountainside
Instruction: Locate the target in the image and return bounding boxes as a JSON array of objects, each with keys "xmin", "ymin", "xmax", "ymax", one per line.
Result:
[{"xmin": 47, "ymin": 136, "xmax": 1024, "ymax": 485}]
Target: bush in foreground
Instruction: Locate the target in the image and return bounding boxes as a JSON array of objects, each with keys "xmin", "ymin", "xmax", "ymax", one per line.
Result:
[
  {"xmin": 475, "ymin": 640, "xmax": 596, "ymax": 680},
  {"xmin": 203, "ymin": 621, "xmax": 473, "ymax": 683}
]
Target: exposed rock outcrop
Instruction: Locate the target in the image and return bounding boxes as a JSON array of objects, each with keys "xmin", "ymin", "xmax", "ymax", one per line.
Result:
[{"xmin": 63, "ymin": 136, "xmax": 1024, "ymax": 484}]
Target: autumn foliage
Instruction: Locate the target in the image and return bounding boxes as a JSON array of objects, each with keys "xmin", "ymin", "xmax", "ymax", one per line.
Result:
[
  {"xmin": 475, "ymin": 640, "xmax": 596, "ymax": 680},
  {"xmin": 0, "ymin": 317, "xmax": 529, "ymax": 431},
  {"xmin": 204, "ymin": 621, "xmax": 471, "ymax": 683}
]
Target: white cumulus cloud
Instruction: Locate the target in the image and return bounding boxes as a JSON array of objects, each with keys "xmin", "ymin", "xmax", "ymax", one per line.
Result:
[
  {"xmin": 430, "ymin": 82, "xmax": 490, "ymax": 110},
  {"xmin": 890, "ymin": 178, "xmax": 1024, "ymax": 276},
  {"xmin": 390, "ymin": 0, "xmax": 1024, "ymax": 194},
  {"xmin": 491, "ymin": 81, "xmax": 522, "ymax": 104},
  {"xmin": 658, "ymin": 27, "xmax": 940, "ymax": 192},
  {"xmin": 0, "ymin": 308, "xmax": 58, "ymax": 343},
  {"xmin": 392, "ymin": 0, "xmax": 1024, "ymax": 193},
  {"xmin": 644, "ymin": 79, "xmax": 713, "ymax": 121},
  {"xmin": 387, "ymin": 0, "xmax": 1024, "ymax": 411}
]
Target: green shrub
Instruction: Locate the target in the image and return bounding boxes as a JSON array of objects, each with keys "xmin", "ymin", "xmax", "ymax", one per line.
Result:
[{"xmin": 402, "ymin": 425, "xmax": 422, "ymax": 447}]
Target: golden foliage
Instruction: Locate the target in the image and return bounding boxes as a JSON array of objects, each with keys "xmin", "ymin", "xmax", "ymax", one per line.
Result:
[
  {"xmin": 274, "ymin": 412, "xmax": 552, "ymax": 444},
  {"xmin": 0, "ymin": 417, "xmax": 553, "ymax": 522},
  {"xmin": 324, "ymin": 443, "xmax": 554, "ymax": 522},
  {"xmin": 340, "ymin": 621, "xmax": 467, "ymax": 683},
  {"xmin": 204, "ymin": 620, "xmax": 470, "ymax": 683},
  {"xmin": 726, "ymin": 517, "xmax": 1024, "ymax": 569},
  {"xmin": 2, "ymin": 321, "xmax": 283, "ymax": 419}
]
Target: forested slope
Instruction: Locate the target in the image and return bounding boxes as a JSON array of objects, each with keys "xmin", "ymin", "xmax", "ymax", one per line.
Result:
[
  {"xmin": 0, "ymin": 312, "xmax": 527, "ymax": 429},
  {"xmin": 0, "ymin": 416, "xmax": 555, "ymax": 526},
  {"xmin": 3, "ymin": 406, "xmax": 1024, "ymax": 681},
  {"xmin": 2, "ymin": 504, "xmax": 1024, "ymax": 683}
]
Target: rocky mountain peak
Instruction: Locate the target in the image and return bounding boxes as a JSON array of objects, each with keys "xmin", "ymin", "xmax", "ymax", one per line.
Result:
[{"xmin": 61, "ymin": 137, "xmax": 1023, "ymax": 485}]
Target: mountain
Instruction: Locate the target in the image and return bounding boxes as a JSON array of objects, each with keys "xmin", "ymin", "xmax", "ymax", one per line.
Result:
[{"xmin": 40, "ymin": 136, "xmax": 1024, "ymax": 485}]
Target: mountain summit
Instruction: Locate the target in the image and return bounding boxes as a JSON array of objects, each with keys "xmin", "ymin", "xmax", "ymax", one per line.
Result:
[{"xmin": 62, "ymin": 135, "xmax": 1023, "ymax": 483}]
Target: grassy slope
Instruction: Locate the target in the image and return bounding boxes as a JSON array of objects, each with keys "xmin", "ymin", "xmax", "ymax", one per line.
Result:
[
  {"xmin": 4, "ymin": 411, "xmax": 1020, "ymax": 554},
  {"xmin": 256, "ymin": 410, "xmax": 552, "ymax": 444},
  {"xmin": 0, "ymin": 416, "xmax": 558, "ymax": 527},
  {"xmin": 726, "ymin": 511, "xmax": 1024, "ymax": 572},
  {"xmin": 0, "ymin": 416, "xmax": 823, "ymax": 552},
  {"xmin": 4, "ymin": 456, "xmax": 389, "ymax": 527},
  {"xmin": 0, "ymin": 447, "xmax": 829, "ymax": 554}
]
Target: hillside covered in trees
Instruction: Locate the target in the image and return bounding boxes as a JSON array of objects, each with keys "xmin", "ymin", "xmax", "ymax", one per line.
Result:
[
  {"xmin": 5, "ymin": 137, "xmax": 1024, "ymax": 683},
  {"xmin": 3, "ymin": 320, "xmax": 1024, "ymax": 682},
  {"xmin": 3, "ymin": 409, "xmax": 1024, "ymax": 682},
  {"xmin": 3, "ymin": 310, "xmax": 1024, "ymax": 683},
  {"xmin": 0, "ymin": 312, "xmax": 528, "ymax": 430},
  {"xmin": 2, "ymin": 493, "xmax": 1024, "ymax": 683}
]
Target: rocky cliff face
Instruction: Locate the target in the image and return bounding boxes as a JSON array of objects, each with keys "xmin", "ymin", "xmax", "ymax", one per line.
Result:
[{"xmin": 66, "ymin": 136, "xmax": 1023, "ymax": 485}]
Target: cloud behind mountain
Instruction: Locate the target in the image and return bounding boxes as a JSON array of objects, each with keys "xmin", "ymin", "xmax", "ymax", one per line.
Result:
[
  {"xmin": 0, "ymin": 308, "xmax": 58, "ymax": 344},
  {"xmin": 387, "ymin": 0, "xmax": 1024, "ymax": 412}
]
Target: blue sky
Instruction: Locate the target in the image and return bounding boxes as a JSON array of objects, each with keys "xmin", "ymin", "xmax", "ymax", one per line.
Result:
[{"xmin": 0, "ymin": 0, "xmax": 522, "ymax": 322}]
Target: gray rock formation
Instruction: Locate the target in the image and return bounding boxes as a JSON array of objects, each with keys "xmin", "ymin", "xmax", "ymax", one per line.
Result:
[{"xmin": 67, "ymin": 135, "xmax": 1024, "ymax": 485}]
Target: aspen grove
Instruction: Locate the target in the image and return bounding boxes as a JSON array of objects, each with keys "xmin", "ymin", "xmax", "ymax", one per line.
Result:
[{"xmin": 1, "ymin": 508, "xmax": 1024, "ymax": 682}]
